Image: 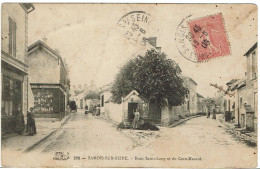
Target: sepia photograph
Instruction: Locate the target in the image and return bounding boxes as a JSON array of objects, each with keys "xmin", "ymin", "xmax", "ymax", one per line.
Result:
[{"xmin": 1, "ymin": 3, "xmax": 258, "ymax": 168}]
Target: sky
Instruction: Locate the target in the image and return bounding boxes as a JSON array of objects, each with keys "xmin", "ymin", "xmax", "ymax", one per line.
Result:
[{"xmin": 28, "ymin": 4, "xmax": 257, "ymax": 97}]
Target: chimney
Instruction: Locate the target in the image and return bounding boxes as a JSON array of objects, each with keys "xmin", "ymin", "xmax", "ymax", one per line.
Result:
[
  {"xmin": 91, "ymin": 80, "xmax": 94, "ymax": 87},
  {"xmin": 148, "ymin": 37, "xmax": 157, "ymax": 48},
  {"xmin": 42, "ymin": 37, "xmax": 47, "ymax": 44},
  {"xmin": 55, "ymin": 49, "xmax": 60, "ymax": 55}
]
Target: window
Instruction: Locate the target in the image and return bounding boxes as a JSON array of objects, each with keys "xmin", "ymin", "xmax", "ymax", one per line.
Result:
[
  {"xmin": 252, "ymin": 51, "xmax": 257, "ymax": 79},
  {"xmin": 187, "ymin": 100, "xmax": 190, "ymax": 110},
  {"xmin": 232, "ymin": 102, "xmax": 235, "ymax": 110},
  {"xmin": 1, "ymin": 75, "xmax": 22, "ymax": 115},
  {"xmin": 101, "ymin": 95, "xmax": 104, "ymax": 107},
  {"xmin": 240, "ymin": 97, "xmax": 242, "ymax": 108},
  {"xmin": 8, "ymin": 16, "xmax": 16, "ymax": 57},
  {"xmin": 33, "ymin": 89, "xmax": 54, "ymax": 112},
  {"xmin": 228, "ymin": 100, "xmax": 230, "ymax": 111}
]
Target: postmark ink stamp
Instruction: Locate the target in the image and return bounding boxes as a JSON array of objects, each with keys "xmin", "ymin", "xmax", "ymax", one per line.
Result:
[
  {"xmin": 175, "ymin": 15, "xmax": 199, "ymax": 62},
  {"xmin": 117, "ymin": 11, "xmax": 152, "ymax": 46}
]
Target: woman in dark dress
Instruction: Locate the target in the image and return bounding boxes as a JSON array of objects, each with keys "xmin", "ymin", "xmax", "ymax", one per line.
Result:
[
  {"xmin": 14, "ymin": 104, "xmax": 25, "ymax": 134},
  {"xmin": 27, "ymin": 108, "xmax": 36, "ymax": 136},
  {"xmin": 212, "ymin": 109, "xmax": 216, "ymax": 120}
]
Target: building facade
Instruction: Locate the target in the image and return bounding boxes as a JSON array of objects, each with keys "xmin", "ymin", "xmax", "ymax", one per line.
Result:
[
  {"xmin": 1, "ymin": 3, "xmax": 35, "ymax": 135},
  {"xmin": 100, "ymin": 76, "xmax": 200, "ymax": 127},
  {"xmin": 28, "ymin": 40, "xmax": 70, "ymax": 119},
  {"xmin": 224, "ymin": 78, "xmax": 246, "ymax": 124},
  {"xmin": 197, "ymin": 93, "xmax": 206, "ymax": 114},
  {"xmin": 244, "ymin": 43, "xmax": 257, "ymax": 131},
  {"xmin": 224, "ymin": 42, "xmax": 257, "ymax": 132},
  {"xmin": 161, "ymin": 76, "xmax": 199, "ymax": 126}
]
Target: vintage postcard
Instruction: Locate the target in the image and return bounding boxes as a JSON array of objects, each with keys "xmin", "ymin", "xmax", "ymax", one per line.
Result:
[{"xmin": 1, "ymin": 3, "xmax": 258, "ymax": 168}]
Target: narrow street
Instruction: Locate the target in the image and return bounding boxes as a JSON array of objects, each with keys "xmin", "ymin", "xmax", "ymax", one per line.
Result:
[
  {"xmin": 22, "ymin": 112, "xmax": 257, "ymax": 168},
  {"xmin": 141, "ymin": 115, "xmax": 257, "ymax": 168},
  {"xmin": 33, "ymin": 110, "xmax": 135, "ymax": 154}
]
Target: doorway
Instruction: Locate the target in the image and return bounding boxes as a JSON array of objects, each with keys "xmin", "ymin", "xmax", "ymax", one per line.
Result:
[{"xmin": 128, "ymin": 103, "xmax": 138, "ymax": 121}]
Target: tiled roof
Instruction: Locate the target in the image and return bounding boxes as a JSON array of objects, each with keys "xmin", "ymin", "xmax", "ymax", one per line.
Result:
[
  {"xmin": 244, "ymin": 42, "xmax": 257, "ymax": 56},
  {"xmin": 197, "ymin": 93, "xmax": 204, "ymax": 98}
]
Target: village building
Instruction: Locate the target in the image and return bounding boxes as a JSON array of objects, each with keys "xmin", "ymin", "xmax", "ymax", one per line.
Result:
[
  {"xmin": 1, "ymin": 3, "xmax": 35, "ymax": 135},
  {"xmin": 27, "ymin": 40, "xmax": 70, "ymax": 120},
  {"xmin": 99, "ymin": 75, "xmax": 200, "ymax": 127},
  {"xmin": 244, "ymin": 42, "xmax": 257, "ymax": 132},
  {"xmin": 99, "ymin": 37, "xmax": 202, "ymax": 127},
  {"xmin": 100, "ymin": 88, "xmax": 145, "ymax": 124},
  {"xmin": 70, "ymin": 81, "xmax": 99, "ymax": 110},
  {"xmin": 121, "ymin": 90, "xmax": 146, "ymax": 126},
  {"xmin": 197, "ymin": 93, "xmax": 206, "ymax": 114},
  {"xmin": 224, "ymin": 78, "xmax": 246, "ymax": 125},
  {"xmin": 214, "ymin": 91, "xmax": 225, "ymax": 114},
  {"xmin": 224, "ymin": 79, "xmax": 239, "ymax": 122},
  {"xmin": 100, "ymin": 84, "xmax": 115, "ymax": 117},
  {"xmin": 161, "ymin": 76, "xmax": 198, "ymax": 126},
  {"xmin": 224, "ymin": 42, "xmax": 257, "ymax": 132}
]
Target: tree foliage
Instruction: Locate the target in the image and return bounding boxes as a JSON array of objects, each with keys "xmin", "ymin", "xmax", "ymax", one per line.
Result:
[
  {"xmin": 111, "ymin": 49, "xmax": 188, "ymax": 107},
  {"xmin": 84, "ymin": 90, "xmax": 100, "ymax": 100},
  {"xmin": 203, "ymin": 97, "xmax": 215, "ymax": 110}
]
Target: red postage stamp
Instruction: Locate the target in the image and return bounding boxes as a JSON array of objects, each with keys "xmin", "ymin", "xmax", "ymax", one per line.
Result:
[{"xmin": 188, "ymin": 13, "xmax": 230, "ymax": 62}]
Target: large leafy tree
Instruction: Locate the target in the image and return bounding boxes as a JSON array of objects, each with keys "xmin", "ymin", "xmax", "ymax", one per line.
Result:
[{"xmin": 111, "ymin": 49, "xmax": 188, "ymax": 107}]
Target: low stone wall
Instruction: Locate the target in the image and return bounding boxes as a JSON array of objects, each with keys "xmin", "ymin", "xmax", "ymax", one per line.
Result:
[
  {"xmin": 103, "ymin": 102, "xmax": 123, "ymax": 123},
  {"xmin": 161, "ymin": 105, "xmax": 187, "ymax": 126}
]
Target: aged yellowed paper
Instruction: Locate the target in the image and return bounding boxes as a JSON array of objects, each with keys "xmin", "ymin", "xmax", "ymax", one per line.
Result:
[{"xmin": 1, "ymin": 3, "xmax": 257, "ymax": 168}]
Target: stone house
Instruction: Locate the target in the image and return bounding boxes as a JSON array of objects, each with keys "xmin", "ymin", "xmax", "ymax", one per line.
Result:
[
  {"xmin": 121, "ymin": 90, "xmax": 146, "ymax": 126},
  {"xmin": 70, "ymin": 82, "xmax": 99, "ymax": 110},
  {"xmin": 244, "ymin": 42, "xmax": 257, "ymax": 132},
  {"xmin": 70, "ymin": 84, "xmax": 87, "ymax": 109},
  {"xmin": 161, "ymin": 76, "xmax": 198, "ymax": 126},
  {"xmin": 28, "ymin": 40, "xmax": 70, "ymax": 120},
  {"xmin": 197, "ymin": 93, "xmax": 206, "ymax": 114},
  {"xmin": 100, "ymin": 84, "xmax": 116, "ymax": 118},
  {"xmin": 1, "ymin": 3, "xmax": 35, "ymax": 135},
  {"xmin": 224, "ymin": 79, "xmax": 239, "ymax": 122},
  {"xmin": 224, "ymin": 42, "xmax": 257, "ymax": 132},
  {"xmin": 100, "ymin": 89, "xmax": 145, "ymax": 125},
  {"xmin": 100, "ymin": 75, "xmax": 199, "ymax": 127},
  {"xmin": 224, "ymin": 78, "xmax": 246, "ymax": 125}
]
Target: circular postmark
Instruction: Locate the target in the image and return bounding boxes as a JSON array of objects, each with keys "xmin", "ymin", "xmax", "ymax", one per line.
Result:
[
  {"xmin": 175, "ymin": 15, "xmax": 198, "ymax": 63},
  {"xmin": 117, "ymin": 11, "xmax": 153, "ymax": 47}
]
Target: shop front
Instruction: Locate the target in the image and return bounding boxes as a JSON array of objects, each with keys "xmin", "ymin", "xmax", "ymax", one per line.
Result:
[
  {"xmin": 1, "ymin": 61, "xmax": 26, "ymax": 136},
  {"xmin": 31, "ymin": 84, "xmax": 66, "ymax": 120}
]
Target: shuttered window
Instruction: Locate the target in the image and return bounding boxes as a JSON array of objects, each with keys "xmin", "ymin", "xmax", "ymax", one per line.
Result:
[{"xmin": 8, "ymin": 16, "xmax": 16, "ymax": 57}]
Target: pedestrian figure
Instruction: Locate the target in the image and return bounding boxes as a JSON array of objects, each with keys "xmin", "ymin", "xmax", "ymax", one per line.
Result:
[
  {"xmin": 207, "ymin": 110, "xmax": 211, "ymax": 118},
  {"xmin": 27, "ymin": 107, "xmax": 37, "ymax": 136},
  {"xmin": 95, "ymin": 105, "xmax": 100, "ymax": 116},
  {"xmin": 13, "ymin": 104, "xmax": 25, "ymax": 134},
  {"xmin": 212, "ymin": 109, "xmax": 216, "ymax": 120},
  {"xmin": 85, "ymin": 105, "xmax": 89, "ymax": 114},
  {"xmin": 133, "ymin": 109, "xmax": 140, "ymax": 129},
  {"xmin": 93, "ymin": 105, "xmax": 96, "ymax": 116}
]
